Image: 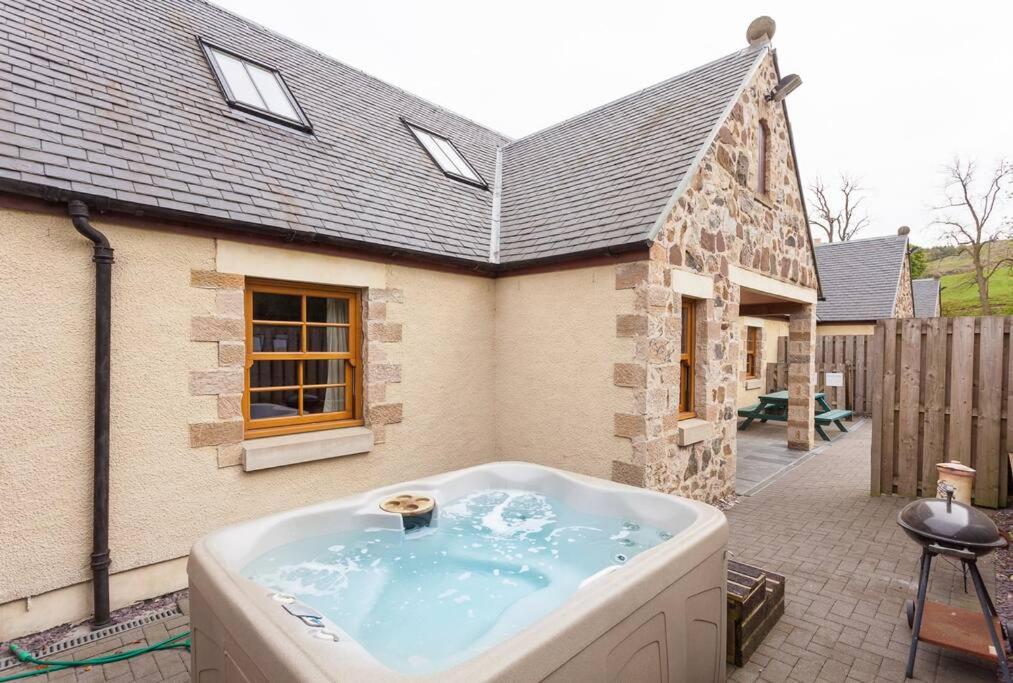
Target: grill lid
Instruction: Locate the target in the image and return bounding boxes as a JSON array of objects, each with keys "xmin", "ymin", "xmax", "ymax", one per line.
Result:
[{"xmin": 898, "ymin": 498, "xmax": 1003, "ymax": 548}]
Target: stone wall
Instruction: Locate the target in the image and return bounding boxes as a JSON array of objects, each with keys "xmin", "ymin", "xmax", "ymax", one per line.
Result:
[
  {"xmin": 188, "ymin": 270, "xmax": 245, "ymax": 466},
  {"xmin": 611, "ymin": 51, "xmax": 818, "ymax": 503},
  {"xmin": 894, "ymin": 254, "xmax": 914, "ymax": 318},
  {"xmin": 363, "ymin": 288, "xmax": 405, "ymax": 444}
]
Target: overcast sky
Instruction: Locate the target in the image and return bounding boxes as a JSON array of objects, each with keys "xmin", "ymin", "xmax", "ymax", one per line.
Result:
[{"xmin": 215, "ymin": 0, "xmax": 1012, "ymax": 246}]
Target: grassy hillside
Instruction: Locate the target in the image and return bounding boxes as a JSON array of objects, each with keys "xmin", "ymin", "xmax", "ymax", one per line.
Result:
[
  {"xmin": 938, "ymin": 271, "xmax": 1013, "ymax": 316},
  {"xmin": 919, "ymin": 240, "xmax": 1013, "ymax": 316},
  {"xmin": 922, "ymin": 240, "xmax": 1013, "ymax": 277}
]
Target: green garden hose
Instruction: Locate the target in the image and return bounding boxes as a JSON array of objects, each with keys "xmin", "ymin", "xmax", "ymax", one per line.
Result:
[{"xmin": 0, "ymin": 630, "xmax": 190, "ymax": 682}]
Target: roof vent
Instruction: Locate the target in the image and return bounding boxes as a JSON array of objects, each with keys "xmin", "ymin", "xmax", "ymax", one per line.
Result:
[
  {"xmin": 746, "ymin": 16, "xmax": 776, "ymax": 45},
  {"xmin": 898, "ymin": 226, "xmax": 911, "ymax": 236}
]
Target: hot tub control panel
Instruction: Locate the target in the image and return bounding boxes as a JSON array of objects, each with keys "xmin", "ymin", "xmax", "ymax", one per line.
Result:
[{"xmin": 282, "ymin": 601, "xmax": 327, "ymax": 628}]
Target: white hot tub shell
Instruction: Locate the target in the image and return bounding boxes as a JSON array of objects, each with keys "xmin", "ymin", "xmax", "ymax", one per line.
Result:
[{"xmin": 188, "ymin": 462, "xmax": 728, "ymax": 682}]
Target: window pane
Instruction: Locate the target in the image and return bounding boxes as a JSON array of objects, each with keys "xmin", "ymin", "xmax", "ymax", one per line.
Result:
[
  {"xmin": 307, "ymin": 326, "xmax": 349, "ymax": 353},
  {"xmin": 434, "ymin": 136, "xmax": 479, "ymax": 181},
  {"xmin": 250, "ymin": 360, "xmax": 299, "ymax": 388},
  {"xmin": 211, "ymin": 49, "xmax": 264, "ymax": 109},
  {"xmin": 304, "ymin": 359, "xmax": 345, "ymax": 386},
  {"xmin": 247, "ymin": 63, "xmax": 299, "ymax": 120},
  {"xmin": 430, "ymin": 136, "xmax": 468, "ymax": 177},
  {"xmin": 253, "ymin": 292, "xmax": 301, "ymax": 321},
  {"xmin": 681, "ymin": 306, "xmax": 691, "ymax": 355},
  {"xmin": 249, "ymin": 391, "xmax": 298, "ymax": 420},
  {"xmin": 415, "ymin": 129, "xmax": 458, "ymax": 173},
  {"xmin": 304, "ymin": 386, "xmax": 346, "ymax": 414},
  {"xmin": 252, "ymin": 324, "xmax": 300, "ymax": 352},
  {"xmin": 306, "ymin": 296, "xmax": 349, "ymax": 323},
  {"xmin": 680, "ymin": 360, "xmax": 693, "ymax": 413}
]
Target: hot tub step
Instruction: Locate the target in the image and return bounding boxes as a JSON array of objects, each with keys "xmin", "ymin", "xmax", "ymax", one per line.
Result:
[{"xmin": 727, "ymin": 560, "xmax": 786, "ymax": 666}]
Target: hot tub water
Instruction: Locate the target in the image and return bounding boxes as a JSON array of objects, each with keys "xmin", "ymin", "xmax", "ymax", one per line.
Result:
[{"xmin": 242, "ymin": 489, "xmax": 672, "ymax": 674}]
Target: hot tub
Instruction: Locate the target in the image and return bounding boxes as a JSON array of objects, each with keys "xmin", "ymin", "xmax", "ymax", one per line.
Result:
[{"xmin": 188, "ymin": 462, "xmax": 728, "ymax": 682}]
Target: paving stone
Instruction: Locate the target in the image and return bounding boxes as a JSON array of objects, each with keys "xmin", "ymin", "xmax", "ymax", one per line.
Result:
[{"xmin": 729, "ymin": 421, "xmax": 997, "ymax": 683}]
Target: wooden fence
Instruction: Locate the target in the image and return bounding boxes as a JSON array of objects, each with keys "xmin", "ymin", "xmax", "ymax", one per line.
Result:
[
  {"xmin": 765, "ymin": 334, "xmax": 876, "ymax": 415},
  {"xmin": 869, "ymin": 317, "xmax": 1013, "ymax": 508}
]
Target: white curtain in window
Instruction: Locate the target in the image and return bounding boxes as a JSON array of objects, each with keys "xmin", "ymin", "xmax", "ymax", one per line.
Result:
[{"xmin": 323, "ymin": 298, "xmax": 348, "ymax": 412}]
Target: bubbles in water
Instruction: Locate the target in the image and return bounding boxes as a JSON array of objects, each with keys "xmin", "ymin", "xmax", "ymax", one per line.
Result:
[
  {"xmin": 658, "ymin": 531, "xmax": 673, "ymax": 541},
  {"xmin": 243, "ymin": 488, "xmax": 674, "ymax": 676}
]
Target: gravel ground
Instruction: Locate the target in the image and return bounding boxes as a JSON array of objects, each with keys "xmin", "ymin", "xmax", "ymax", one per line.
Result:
[
  {"xmin": 991, "ymin": 508, "xmax": 1013, "ymax": 635},
  {"xmin": 1, "ymin": 589, "xmax": 188, "ymax": 656}
]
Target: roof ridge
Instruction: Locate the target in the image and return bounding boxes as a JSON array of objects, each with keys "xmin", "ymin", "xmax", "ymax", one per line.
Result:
[
  {"xmin": 199, "ymin": 0, "xmax": 514, "ymax": 144},
  {"xmin": 814, "ymin": 234, "xmax": 908, "ymax": 247},
  {"xmin": 502, "ymin": 44, "xmax": 766, "ymax": 150}
]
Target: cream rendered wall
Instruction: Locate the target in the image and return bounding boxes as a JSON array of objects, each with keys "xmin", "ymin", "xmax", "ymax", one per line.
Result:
[
  {"xmin": 493, "ymin": 266, "xmax": 632, "ymax": 480},
  {"xmin": 0, "ymin": 206, "xmax": 217, "ymax": 633},
  {"xmin": 816, "ymin": 323, "xmax": 875, "ymax": 336},
  {"xmin": 738, "ymin": 317, "xmax": 789, "ymax": 407},
  {"xmin": 0, "ymin": 207, "xmax": 496, "ymax": 638}
]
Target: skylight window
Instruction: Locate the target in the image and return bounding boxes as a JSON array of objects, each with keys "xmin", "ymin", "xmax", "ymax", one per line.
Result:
[
  {"xmin": 201, "ymin": 41, "xmax": 310, "ymax": 130},
  {"xmin": 404, "ymin": 121, "xmax": 486, "ymax": 188}
]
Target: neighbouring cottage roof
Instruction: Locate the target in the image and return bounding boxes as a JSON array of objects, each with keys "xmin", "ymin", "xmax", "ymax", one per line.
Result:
[
  {"xmin": 0, "ymin": 0, "xmax": 770, "ymax": 269},
  {"xmin": 912, "ymin": 278, "xmax": 941, "ymax": 318},
  {"xmin": 814, "ymin": 235, "xmax": 910, "ymax": 322}
]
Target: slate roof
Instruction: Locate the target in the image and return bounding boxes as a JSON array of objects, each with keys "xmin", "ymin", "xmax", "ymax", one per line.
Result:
[
  {"xmin": 0, "ymin": 0, "xmax": 766, "ymax": 268},
  {"xmin": 498, "ymin": 47, "xmax": 764, "ymax": 263},
  {"xmin": 912, "ymin": 278, "xmax": 941, "ymax": 318},
  {"xmin": 814, "ymin": 235, "xmax": 910, "ymax": 322}
]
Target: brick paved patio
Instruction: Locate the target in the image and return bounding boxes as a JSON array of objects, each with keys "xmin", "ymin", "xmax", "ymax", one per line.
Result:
[
  {"xmin": 2, "ymin": 610, "xmax": 190, "ymax": 682},
  {"xmin": 3, "ymin": 420, "xmax": 1001, "ymax": 682},
  {"xmin": 728, "ymin": 420, "xmax": 997, "ymax": 682}
]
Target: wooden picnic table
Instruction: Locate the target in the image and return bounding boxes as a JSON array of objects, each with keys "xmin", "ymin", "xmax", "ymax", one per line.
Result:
[{"xmin": 738, "ymin": 390, "xmax": 852, "ymax": 441}]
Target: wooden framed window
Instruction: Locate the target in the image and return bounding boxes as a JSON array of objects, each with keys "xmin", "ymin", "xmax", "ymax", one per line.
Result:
[
  {"xmin": 244, "ymin": 279, "xmax": 362, "ymax": 438},
  {"xmin": 756, "ymin": 120, "xmax": 769, "ymax": 195},
  {"xmin": 679, "ymin": 300, "xmax": 695, "ymax": 419},
  {"xmin": 745, "ymin": 326, "xmax": 760, "ymax": 379}
]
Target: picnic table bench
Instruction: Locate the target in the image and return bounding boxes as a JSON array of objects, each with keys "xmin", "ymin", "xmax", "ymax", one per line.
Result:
[{"xmin": 737, "ymin": 390, "xmax": 853, "ymax": 441}]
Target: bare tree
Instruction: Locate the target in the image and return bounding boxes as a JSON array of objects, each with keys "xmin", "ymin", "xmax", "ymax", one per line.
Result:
[
  {"xmin": 932, "ymin": 157, "xmax": 1012, "ymax": 315},
  {"xmin": 808, "ymin": 174, "xmax": 871, "ymax": 242}
]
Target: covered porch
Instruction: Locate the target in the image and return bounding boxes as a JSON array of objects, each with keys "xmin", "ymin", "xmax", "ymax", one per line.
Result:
[{"xmin": 732, "ymin": 265, "xmax": 819, "ymax": 452}]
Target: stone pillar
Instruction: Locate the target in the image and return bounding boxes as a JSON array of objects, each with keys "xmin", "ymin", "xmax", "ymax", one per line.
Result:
[{"xmin": 787, "ymin": 303, "xmax": 816, "ymax": 451}]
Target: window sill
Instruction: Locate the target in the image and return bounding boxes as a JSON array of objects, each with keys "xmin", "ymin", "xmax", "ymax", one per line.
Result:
[
  {"xmin": 242, "ymin": 426, "xmax": 373, "ymax": 472},
  {"xmin": 753, "ymin": 192, "xmax": 774, "ymax": 209},
  {"xmin": 676, "ymin": 418, "xmax": 712, "ymax": 447},
  {"xmin": 744, "ymin": 377, "xmax": 763, "ymax": 390}
]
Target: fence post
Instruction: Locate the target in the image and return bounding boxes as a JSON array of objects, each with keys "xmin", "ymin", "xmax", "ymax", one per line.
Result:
[{"xmin": 870, "ymin": 323, "xmax": 885, "ymax": 496}]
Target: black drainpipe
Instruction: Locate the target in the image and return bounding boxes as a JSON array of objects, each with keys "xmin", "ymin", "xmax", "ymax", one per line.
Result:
[{"xmin": 68, "ymin": 200, "xmax": 114, "ymax": 627}]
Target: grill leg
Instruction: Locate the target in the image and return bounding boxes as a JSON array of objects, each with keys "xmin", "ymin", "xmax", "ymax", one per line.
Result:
[
  {"xmin": 966, "ymin": 560, "xmax": 1011, "ymax": 683},
  {"xmin": 905, "ymin": 549, "xmax": 933, "ymax": 678}
]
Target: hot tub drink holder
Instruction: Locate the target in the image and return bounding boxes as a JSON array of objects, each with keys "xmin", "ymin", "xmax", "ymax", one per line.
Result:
[
  {"xmin": 380, "ymin": 493, "xmax": 435, "ymax": 530},
  {"xmin": 899, "ymin": 485, "xmax": 1011, "ymax": 681}
]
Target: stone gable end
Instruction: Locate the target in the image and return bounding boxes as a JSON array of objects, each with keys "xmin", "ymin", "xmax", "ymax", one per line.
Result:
[
  {"xmin": 610, "ymin": 50, "xmax": 818, "ymax": 504},
  {"xmin": 894, "ymin": 254, "xmax": 915, "ymax": 318}
]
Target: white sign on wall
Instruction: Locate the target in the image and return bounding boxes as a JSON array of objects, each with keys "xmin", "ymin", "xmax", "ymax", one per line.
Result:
[{"xmin": 825, "ymin": 372, "xmax": 844, "ymax": 387}]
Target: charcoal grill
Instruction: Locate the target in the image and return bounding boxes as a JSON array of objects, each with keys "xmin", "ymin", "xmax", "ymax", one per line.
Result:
[{"xmin": 898, "ymin": 485, "xmax": 1010, "ymax": 681}]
